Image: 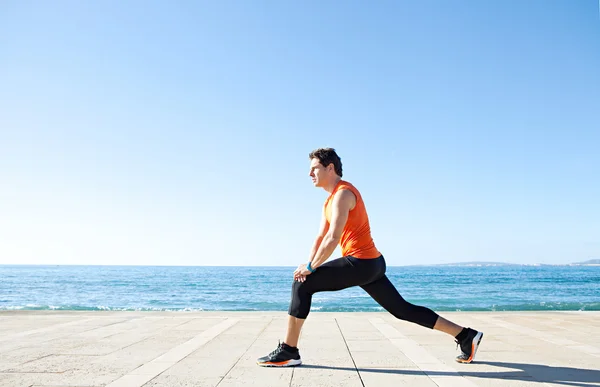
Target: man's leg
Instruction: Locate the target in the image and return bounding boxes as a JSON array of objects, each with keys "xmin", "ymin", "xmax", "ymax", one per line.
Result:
[
  {"xmin": 361, "ymin": 275, "xmax": 484, "ymax": 363},
  {"xmin": 361, "ymin": 275, "xmax": 440, "ymax": 329},
  {"xmin": 257, "ymin": 256, "xmax": 381, "ymax": 367},
  {"xmin": 433, "ymin": 316, "xmax": 462, "ymax": 336},
  {"xmin": 284, "ymin": 315, "xmax": 305, "ymax": 348}
]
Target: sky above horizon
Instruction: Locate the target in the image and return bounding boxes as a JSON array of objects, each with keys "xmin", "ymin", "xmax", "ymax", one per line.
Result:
[{"xmin": 1, "ymin": 1, "xmax": 599, "ymax": 267}]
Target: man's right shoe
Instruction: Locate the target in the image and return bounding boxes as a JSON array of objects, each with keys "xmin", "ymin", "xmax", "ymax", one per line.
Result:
[
  {"xmin": 257, "ymin": 341, "xmax": 302, "ymax": 367},
  {"xmin": 455, "ymin": 328, "xmax": 483, "ymax": 363}
]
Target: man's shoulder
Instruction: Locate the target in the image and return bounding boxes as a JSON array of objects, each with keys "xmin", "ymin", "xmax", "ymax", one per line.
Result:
[
  {"xmin": 325, "ymin": 180, "xmax": 359, "ymax": 206},
  {"xmin": 338, "ymin": 180, "xmax": 361, "ymax": 196},
  {"xmin": 335, "ymin": 182, "xmax": 359, "ymax": 209},
  {"xmin": 338, "ymin": 179, "xmax": 356, "ymax": 189},
  {"xmin": 336, "ymin": 188, "xmax": 355, "ymax": 200}
]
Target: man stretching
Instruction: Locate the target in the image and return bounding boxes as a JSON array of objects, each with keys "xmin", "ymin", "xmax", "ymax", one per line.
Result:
[{"xmin": 257, "ymin": 148, "xmax": 483, "ymax": 367}]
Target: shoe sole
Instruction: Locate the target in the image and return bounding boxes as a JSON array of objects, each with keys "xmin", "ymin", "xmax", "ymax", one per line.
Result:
[
  {"xmin": 257, "ymin": 359, "xmax": 302, "ymax": 367},
  {"xmin": 456, "ymin": 331, "xmax": 483, "ymax": 364}
]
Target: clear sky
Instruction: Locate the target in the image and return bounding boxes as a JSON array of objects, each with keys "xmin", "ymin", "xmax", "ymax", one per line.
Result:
[{"xmin": 1, "ymin": 1, "xmax": 598, "ymax": 266}]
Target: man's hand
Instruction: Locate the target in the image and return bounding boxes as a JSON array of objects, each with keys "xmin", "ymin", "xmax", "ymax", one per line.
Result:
[{"xmin": 293, "ymin": 264, "xmax": 312, "ymax": 282}]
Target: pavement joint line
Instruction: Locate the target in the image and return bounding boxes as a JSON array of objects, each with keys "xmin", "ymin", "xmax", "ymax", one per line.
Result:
[
  {"xmin": 0, "ymin": 317, "xmax": 163, "ymax": 354},
  {"xmin": 35, "ymin": 317, "xmax": 198, "ymax": 358},
  {"xmin": 520, "ymin": 315, "xmax": 597, "ymax": 337},
  {"xmin": 104, "ymin": 318, "xmax": 239, "ymax": 387},
  {"xmin": 369, "ymin": 318, "xmax": 480, "ymax": 387},
  {"xmin": 471, "ymin": 315, "xmax": 600, "ymax": 357},
  {"xmin": 335, "ymin": 317, "xmax": 366, "ymax": 387},
  {"xmin": 2, "ymin": 317, "xmax": 204, "ymax": 366},
  {"xmin": 215, "ymin": 317, "xmax": 274, "ymax": 387},
  {"xmin": 99, "ymin": 317, "xmax": 170, "ymax": 340},
  {"xmin": 0, "ymin": 318, "xmax": 98, "ymax": 343}
]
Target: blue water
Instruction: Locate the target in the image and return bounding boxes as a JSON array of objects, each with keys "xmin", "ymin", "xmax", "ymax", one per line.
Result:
[{"xmin": 1, "ymin": 265, "xmax": 598, "ymax": 312}]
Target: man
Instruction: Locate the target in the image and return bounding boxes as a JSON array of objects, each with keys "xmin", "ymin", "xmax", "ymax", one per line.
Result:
[{"xmin": 257, "ymin": 148, "xmax": 483, "ymax": 367}]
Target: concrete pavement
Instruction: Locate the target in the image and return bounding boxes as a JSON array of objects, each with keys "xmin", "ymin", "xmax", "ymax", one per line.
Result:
[{"xmin": 0, "ymin": 311, "xmax": 599, "ymax": 386}]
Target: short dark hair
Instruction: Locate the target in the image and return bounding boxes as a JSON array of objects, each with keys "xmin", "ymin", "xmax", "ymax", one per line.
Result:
[{"xmin": 309, "ymin": 147, "xmax": 343, "ymax": 177}]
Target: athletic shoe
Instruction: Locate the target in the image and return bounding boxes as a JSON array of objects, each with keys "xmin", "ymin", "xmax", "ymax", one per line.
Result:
[
  {"xmin": 257, "ymin": 341, "xmax": 302, "ymax": 367},
  {"xmin": 455, "ymin": 328, "xmax": 483, "ymax": 363}
]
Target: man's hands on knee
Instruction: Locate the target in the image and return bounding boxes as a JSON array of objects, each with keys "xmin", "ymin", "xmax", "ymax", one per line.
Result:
[{"xmin": 293, "ymin": 264, "xmax": 312, "ymax": 282}]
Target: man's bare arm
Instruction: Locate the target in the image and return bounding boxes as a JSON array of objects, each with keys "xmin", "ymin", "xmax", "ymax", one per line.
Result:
[
  {"xmin": 310, "ymin": 189, "xmax": 355, "ymax": 269},
  {"xmin": 307, "ymin": 207, "xmax": 329, "ymax": 262}
]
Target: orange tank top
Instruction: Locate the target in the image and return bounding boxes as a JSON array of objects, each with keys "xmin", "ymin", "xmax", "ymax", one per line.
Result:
[{"xmin": 324, "ymin": 180, "xmax": 381, "ymax": 259}]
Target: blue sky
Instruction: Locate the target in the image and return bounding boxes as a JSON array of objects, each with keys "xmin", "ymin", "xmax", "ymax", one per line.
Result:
[{"xmin": 1, "ymin": 0, "xmax": 598, "ymax": 266}]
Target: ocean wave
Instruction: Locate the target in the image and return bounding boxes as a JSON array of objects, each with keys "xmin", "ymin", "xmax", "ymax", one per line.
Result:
[
  {"xmin": 0, "ymin": 305, "xmax": 205, "ymax": 312},
  {"xmin": 1, "ymin": 302, "xmax": 598, "ymax": 312}
]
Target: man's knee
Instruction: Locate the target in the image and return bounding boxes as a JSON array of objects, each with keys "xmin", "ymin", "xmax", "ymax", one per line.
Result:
[
  {"xmin": 289, "ymin": 281, "xmax": 311, "ymax": 319},
  {"xmin": 292, "ymin": 279, "xmax": 307, "ymax": 294},
  {"xmin": 292, "ymin": 280, "xmax": 316, "ymax": 301}
]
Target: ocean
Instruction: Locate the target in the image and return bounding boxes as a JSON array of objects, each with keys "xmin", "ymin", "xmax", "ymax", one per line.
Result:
[{"xmin": 1, "ymin": 265, "xmax": 598, "ymax": 312}]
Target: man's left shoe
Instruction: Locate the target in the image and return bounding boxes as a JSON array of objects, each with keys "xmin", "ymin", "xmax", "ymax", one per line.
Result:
[
  {"xmin": 257, "ymin": 341, "xmax": 302, "ymax": 367},
  {"xmin": 455, "ymin": 328, "xmax": 483, "ymax": 363}
]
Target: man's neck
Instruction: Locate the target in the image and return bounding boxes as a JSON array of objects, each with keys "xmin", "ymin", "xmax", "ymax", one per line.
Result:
[{"xmin": 323, "ymin": 177, "xmax": 342, "ymax": 194}]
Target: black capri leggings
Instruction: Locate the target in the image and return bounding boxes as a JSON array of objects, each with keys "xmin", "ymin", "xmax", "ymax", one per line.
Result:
[{"xmin": 288, "ymin": 255, "xmax": 439, "ymax": 329}]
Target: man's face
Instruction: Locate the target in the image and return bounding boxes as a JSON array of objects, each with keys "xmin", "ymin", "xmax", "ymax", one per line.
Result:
[{"xmin": 309, "ymin": 158, "xmax": 328, "ymax": 187}]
